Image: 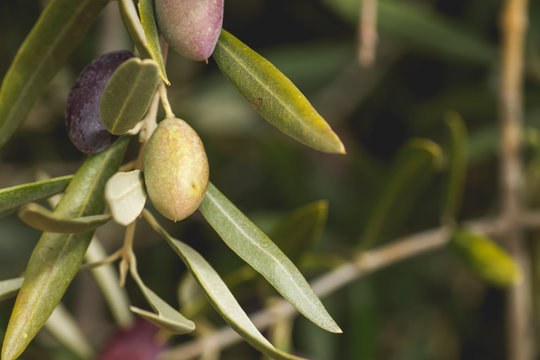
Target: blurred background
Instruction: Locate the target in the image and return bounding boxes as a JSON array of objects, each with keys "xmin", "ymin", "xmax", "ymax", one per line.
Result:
[{"xmin": 1, "ymin": 0, "xmax": 540, "ymax": 359}]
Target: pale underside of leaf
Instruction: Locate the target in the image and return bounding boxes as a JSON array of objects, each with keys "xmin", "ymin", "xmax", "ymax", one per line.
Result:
[
  {"xmin": 0, "ymin": 0, "xmax": 110, "ymax": 150},
  {"xmin": 213, "ymin": 30, "xmax": 345, "ymax": 154},
  {"xmin": 0, "ymin": 175, "xmax": 72, "ymax": 216},
  {"xmin": 199, "ymin": 182, "xmax": 341, "ymax": 334},
  {"xmin": 0, "ymin": 278, "xmax": 24, "ymax": 302},
  {"xmin": 105, "ymin": 170, "xmax": 147, "ymax": 226},
  {"xmin": 18, "ymin": 203, "xmax": 111, "ymax": 233},
  {"xmin": 138, "ymin": 0, "xmax": 170, "ymax": 84},
  {"xmin": 129, "ymin": 257, "xmax": 195, "ymax": 334}
]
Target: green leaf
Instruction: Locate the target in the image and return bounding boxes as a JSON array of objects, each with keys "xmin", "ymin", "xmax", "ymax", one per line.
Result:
[
  {"xmin": 441, "ymin": 112, "xmax": 468, "ymax": 226},
  {"xmin": 143, "ymin": 212, "xmax": 304, "ymax": 360},
  {"xmin": 450, "ymin": 228, "xmax": 522, "ymax": 287},
  {"xmin": 198, "ymin": 182, "xmax": 341, "ymax": 334},
  {"xmin": 118, "ymin": 0, "xmax": 151, "ymax": 58},
  {"xmin": 2, "ymin": 136, "xmax": 129, "ymax": 360},
  {"xmin": 138, "ymin": 0, "xmax": 170, "ymax": 85},
  {"xmin": 213, "ymin": 30, "xmax": 346, "ymax": 154},
  {"xmin": 359, "ymin": 139, "xmax": 443, "ymax": 249},
  {"xmin": 105, "ymin": 170, "xmax": 147, "ymax": 226},
  {"xmin": 271, "ymin": 200, "xmax": 328, "ymax": 262},
  {"xmin": 324, "ymin": 0, "xmax": 495, "ymax": 64},
  {"xmin": 0, "ymin": 0, "xmax": 110, "ymax": 150},
  {"xmin": 0, "ymin": 175, "xmax": 72, "ymax": 216},
  {"xmin": 129, "ymin": 256, "xmax": 195, "ymax": 334},
  {"xmin": 18, "ymin": 203, "xmax": 111, "ymax": 233},
  {"xmin": 0, "ymin": 278, "xmax": 23, "ymax": 302},
  {"xmin": 100, "ymin": 58, "xmax": 160, "ymax": 135}
]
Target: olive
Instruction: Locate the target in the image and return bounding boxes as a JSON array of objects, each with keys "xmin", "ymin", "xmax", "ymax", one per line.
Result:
[
  {"xmin": 65, "ymin": 51, "xmax": 134, "ymax": 153},
  {"xmin": 155, "ymin": 0, "xmax": 224, "ymax": 61},
  {"xmin": 143, "ymin": 118, "xmax": 209, "ymax": 221}
]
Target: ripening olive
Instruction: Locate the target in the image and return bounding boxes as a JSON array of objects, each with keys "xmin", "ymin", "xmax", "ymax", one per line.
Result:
[
  {"xmin": 65, "ymin": 51, "xmax": 134, "ymax": 153},
  {"xmin": 143, "ymin": 118, "xmax": 209, "ymax": 221},
  {"xmin": 155, "ymin": 0, "xmax": 224, "ymax": 61}
]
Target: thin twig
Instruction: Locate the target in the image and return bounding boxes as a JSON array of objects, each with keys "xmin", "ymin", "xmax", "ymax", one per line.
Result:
[
  {"xmin": 499, "ymin": 0, "xmax": 532, "ymax": 358},
  {"xmin": 157, "ymin": 211, "xmax": 540, "ymax": 360},
  {"xmin": 358, "ymin": 0, "xmax": 378, "ymax": 66}
]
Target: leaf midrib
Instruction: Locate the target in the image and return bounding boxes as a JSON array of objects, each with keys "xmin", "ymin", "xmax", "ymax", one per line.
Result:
[
  {"xmin": 216, "ymin": 38, "xmax": 314, "ymax": 133},
  {"xmin": 203, "ymin": 187, "xmax": 319, "ymax": 316}
]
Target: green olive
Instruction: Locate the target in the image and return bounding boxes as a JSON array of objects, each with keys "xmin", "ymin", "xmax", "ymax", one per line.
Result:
[{"xmin": 143, "ymin": 118, "xmax": 209, "ymax": 221}]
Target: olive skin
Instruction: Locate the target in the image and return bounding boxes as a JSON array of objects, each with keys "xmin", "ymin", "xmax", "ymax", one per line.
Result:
[
  {"xmin": 143, "ymin": 118, "xmax": 209, "ymax": 221},
  {"xmin": 155, "ymin": 0, "xmax": 224, "ymax": 61},
  {"xmin": 65, "ymin": 51, "xmax": 134, "ymax": 153}
]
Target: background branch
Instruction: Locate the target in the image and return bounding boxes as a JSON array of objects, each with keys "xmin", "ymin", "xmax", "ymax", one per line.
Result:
[{"xmin": 158, "ymin": 210, "xmax": 540, "ymax": 360}]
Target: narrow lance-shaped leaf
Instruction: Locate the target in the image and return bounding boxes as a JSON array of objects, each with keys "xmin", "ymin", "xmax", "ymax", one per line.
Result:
[
  {"xmin": 199, "ymin": 182, "xmax": 342, "ymax": 334},
  {"xmin": 18, "ymin": 203, "xmax": 111, "ymax": 233},
  {"xmin": 359, "ymin": 139, "xmax": 443, "ymax": 250},
  {"xmin": 129, "ymin": 254, "xmax": 195, "ymax": 334},
  {"xmin": 118, "ymin": 0, "xmax": 151, "ymax": 58},
  {"xmin": 441, "ymin": 112, "xmax": 468, "ymax": 226},
  {"xmin": 138, "ymin": 0, "xmax": 170, "ymax": 84},
  {"xmin": 0, "ymin": 0, "xmax": 110, "ymax": 150},
  {"xmin": 105, "ymin": 170, "xmax": 147, "ymax": 226},
  {"xmin": 143, "ymin": 211, "xmax": 304, "ymax": 360},
  {"xmin": 0, "ymin": 175, "xmax": 72, "ymax": 216},
  {"xmin": 2, "ymin": 136, "xmax": 129, "ymax": 360},
  {"xmin": 0, "ymin": 278, "xmax": 23, "ymax": 302},
  {"xmin": 100, "ymin": 58, "xmax": 160, "ymax": 135},
  {"xmin": 213, "ymin": 30, "xmax": 346, "ymax": 154},
  {"xmin": 450, "ymin": 228, "xmax": 522, "ymax": 287}
]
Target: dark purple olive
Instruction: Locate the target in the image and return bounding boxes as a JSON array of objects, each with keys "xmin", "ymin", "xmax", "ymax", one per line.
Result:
[{"xmin": 65, "ymin": 51, "xmax": 134, "ymax": 153}]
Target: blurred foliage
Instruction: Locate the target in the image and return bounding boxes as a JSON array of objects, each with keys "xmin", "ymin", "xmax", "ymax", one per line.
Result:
[{"xmin": 1, "ymin": 0, "xmax": 539, "ymax": 359}]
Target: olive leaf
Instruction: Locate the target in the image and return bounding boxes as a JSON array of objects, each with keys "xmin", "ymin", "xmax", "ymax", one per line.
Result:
[
  {"xmin": 2, "ymin": 136, "xmax": 129, "ymax": 360},
  {"xmin": 100, "ymin": 58, "xmax": 160, "ymax": 135},
  {"xmin": 450, "ymin": 228, "xmax": 522, "ymax": 287},
  {"xmin": 143, "ymin": 211, "xmax": 305, "ymax": 360},
  {"xmin": 129, "ymin": 255, "xmax": 195, "ymax": 334},
  {"xmin": 213, "ymin": 30, "xmax": 346, "ymax": 154},
  {"xmin": 0, "ymin": 278, "xmax": 23, "ymax": 302},
  {"xmin": 0, "ymin": 175, "xmax": 72, "ymax": 216},
  {"xmin": 138, "ymin": 0, "xmax": 170, "ymax": 84},
  {"xmin": 199, "ymin": 182, "xmax": 342, "ymax": 334},
  {"xmin": 441, "ymin": 112, "xmax": 468, "ymax": 226},
  {"xmin": 118, "ymin": 0, "xmax": 151, "ymax": 58},
  {"xmin": 359, "ymin": 139, "xmax": 443, "ymax": 250},
  {"xmin": 0, "ymin": 0, "xmax": 110, "ymax": 150},
  {"xmin": 18, "ymin": 203, "xmax": 111, "ymax": 233},
  {"xmin": 105, "ymin": 170, "xmax": 147, "ymax": 226}
]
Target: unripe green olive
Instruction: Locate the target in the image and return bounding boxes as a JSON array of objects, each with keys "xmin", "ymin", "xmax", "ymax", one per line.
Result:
[
  {"xmin": 155, "ymin": 0, "xmax": 224, "ymax": 61},
  {"xmin": 143, "ymin": 118, "xmax": 209, "ymax": 221}
]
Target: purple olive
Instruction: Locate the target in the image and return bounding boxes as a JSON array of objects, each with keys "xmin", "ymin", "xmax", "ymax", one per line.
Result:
[
  {"xmin": 155, "ymin": 0, "xmax": 224, "ymax": 61},
  {"xmin": 65, "ymin": 51, "xmax": 134, "ymax": 153}
]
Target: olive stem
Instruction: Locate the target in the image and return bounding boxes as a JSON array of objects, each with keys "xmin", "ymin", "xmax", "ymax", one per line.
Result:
[
  {"xmin": 119, "ymin": 221, "xmax": 137, "ymax": 287},
  {"xmin": 159, "ymin": 82, "xmax": 175, "ymax": 119}
]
